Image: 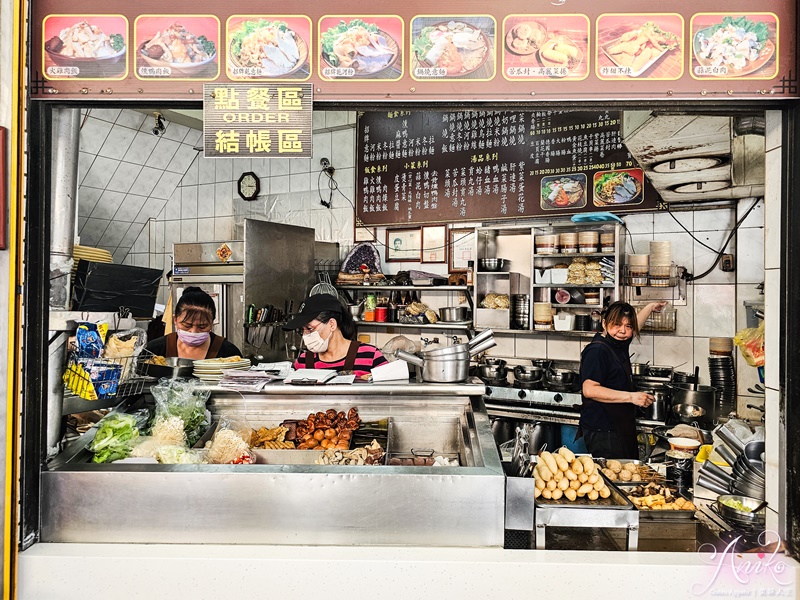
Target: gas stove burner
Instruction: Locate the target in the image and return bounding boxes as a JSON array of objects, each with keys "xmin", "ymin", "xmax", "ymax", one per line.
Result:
[
  {"xmin": 479, "ymin": 375, "xmax": 509, "ymax": 387},
  {"xmin": 513, "ymin": 379, "xmax": 543, "ymax": 390},
  {"xmin": 544, "ymin": 381, "xmax": 579, "ymax": 393}
]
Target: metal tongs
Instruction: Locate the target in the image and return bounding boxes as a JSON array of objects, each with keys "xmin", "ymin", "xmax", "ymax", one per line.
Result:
[{"xmin": 512, "ymin": 426, "xmax": 532, "ymax": 477}]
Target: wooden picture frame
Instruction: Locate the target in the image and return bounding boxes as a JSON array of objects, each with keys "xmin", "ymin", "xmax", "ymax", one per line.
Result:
[
  {"xmin": 421, "ymin": 225, "xmax": 447, "ymax": 263},
  {"xmin": 354, "ymin": 225, "xmax": 377, "ymax": 243},
  {"xmin": 385, "ymin": 227, "xmax": 421, "ymax": 262},
  {"xmin": 449, "ymin": 228, "xmax": 475, "ymax": 272}
]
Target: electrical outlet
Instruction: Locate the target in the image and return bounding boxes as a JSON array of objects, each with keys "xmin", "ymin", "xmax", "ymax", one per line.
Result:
[
  {"xmin": 320, "ymin": 157, "xmax": 330, "ymax": 168},
  {"xmin": 721, "ymin": 254, "xmax": 736, "ymax": 272}
]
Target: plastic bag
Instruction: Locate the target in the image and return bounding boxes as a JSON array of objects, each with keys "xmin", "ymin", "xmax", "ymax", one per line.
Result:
[
  {"xmin": 734, "ymin": 321, "xmax": 765, "ymax": 367},
  {"xmin": 206, "ymin": 412, "xmax": 255, "ymax": 464},
  {"xmin": 87, "ymin": 408, "xmax": 149, "ymax": 463},
  {"xmin": 104, "ymin": 327, "xmax": 148, "ymax": 380},
  {"xmin": 381, "ymin": 335, "xmax": 420, "ymax": 360},
  {"xmin": 150, "ymin": 378, "xmax": 211, "ymax": 446}
]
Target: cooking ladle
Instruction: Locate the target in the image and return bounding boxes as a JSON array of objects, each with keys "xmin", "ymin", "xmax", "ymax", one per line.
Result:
[{"xmin": 751, "ymin": 500, "xmax": 769, "ymax": 514}]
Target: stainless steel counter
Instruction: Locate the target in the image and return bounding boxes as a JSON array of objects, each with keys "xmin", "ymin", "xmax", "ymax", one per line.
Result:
[{"xmin": 42, "ymin": 381, "xmax": 505, "ymax": 547}]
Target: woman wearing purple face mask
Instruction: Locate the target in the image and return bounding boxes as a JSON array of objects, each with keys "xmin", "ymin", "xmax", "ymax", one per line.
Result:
[{"xmin": 146, "ymin": 286, "xmax": 242, "ymax": 360}]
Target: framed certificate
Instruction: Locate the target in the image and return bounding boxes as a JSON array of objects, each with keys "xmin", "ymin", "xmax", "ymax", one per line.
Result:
[
  {"xmin": 385, "ymin": 227, "xmax": 422, "ymax": 262},
  {"xmin": 449, "ymin": 228, "xmax": 475, "ymax": 272},
  {"xmin": 421, "ymin": 225, "xmax": 447, "ymax": 263}
]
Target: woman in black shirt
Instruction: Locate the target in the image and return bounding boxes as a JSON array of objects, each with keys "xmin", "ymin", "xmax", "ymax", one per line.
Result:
[
  {"xmin": 146, "ymin": 287, "xmax": 241, "ymax": 360},
  {"xmin": 578, "ymin": 301, "xmax": 665, "ymax": 459}
]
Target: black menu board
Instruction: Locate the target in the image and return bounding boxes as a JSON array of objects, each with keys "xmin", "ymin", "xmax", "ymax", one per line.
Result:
[{"xmin": 357, "ymin": 110, "xmax": 661, "ymax": 225}]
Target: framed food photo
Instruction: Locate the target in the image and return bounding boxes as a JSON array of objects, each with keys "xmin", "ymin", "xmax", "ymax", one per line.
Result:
[
  {"xmin": 449, "ymin": 228, "xmax": 475, "ymax": 272},
  {"xmin": 385, "ymin": 227, "xmax": 422, "ymax": 262},
  {"xmin": 421, "ymin": 225, "xmax": 447, "ymax": 263}
]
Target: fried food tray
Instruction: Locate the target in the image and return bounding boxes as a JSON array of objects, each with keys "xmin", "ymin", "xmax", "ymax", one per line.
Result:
[
  {"xmin": 615, "ymin": 482, "xmax": 697, "ymax": 521},
  {"xmin": 535, "ymin": 473, "xmax": 634, "ymax": 510}
]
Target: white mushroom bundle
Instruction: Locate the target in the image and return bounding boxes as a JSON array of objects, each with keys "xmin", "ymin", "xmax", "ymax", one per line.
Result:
[{"xmin": 533, "ymin": 447, "xmax": 611, "ymax": 502}]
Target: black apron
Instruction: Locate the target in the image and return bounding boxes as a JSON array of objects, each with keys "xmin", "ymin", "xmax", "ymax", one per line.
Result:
[
  {"xmin": 582, "ymin": 336, "xmax": 639, "ymax": 459},
  {"xmin": 304, "ymin": 340, "xmax": 362, "ymax": 373},
  {"xmin": 166, "ymin": 332, "xmax": 225, "ymax": 359}
]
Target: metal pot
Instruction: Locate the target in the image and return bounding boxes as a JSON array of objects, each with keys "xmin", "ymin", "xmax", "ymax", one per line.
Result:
[
  {"xmin": 544, "ymin": 368, "xmax": 578, "ymax": 387},
  {"xmin": 672, "ymin": 403, "xmax": 706, "ymax": 423},
  {"xmin": 513, "ymin": 365, "xmax": 543, "ymax": 383},
  {"xmin": 667, "ymin": 383, "xmax": 716, "ymax": 418},
  {"xmin": 638, "ymin": 389, "xmax": 667, "ymax": 421},
  {"xmin": 717, "ymin": 495, "xmax": 767, "ymax": 526},
  {"xmin": 482, "ymin": 357, "xmax": 507, "ymax": 368},
  {"xmin": 395, "ymin": 350, "xmax": 469, "ymax": 383},
  {"xmin": 478, "ymin": 363, "xmax": 507, "ymax": 380},
  {"xmin": 531, "ymin": 358, "xmax": 553, "ymax": 371},
  {"xmin": 631, "ymin": 363, "xmax": 650, "ymax": 376},
  {"xmin": 439, "ymin": 306, "xmax": 468, "ymax": 322},
  {"xmin": 648, "ymin": 365, "xmax": 674, "ymax": 378}
]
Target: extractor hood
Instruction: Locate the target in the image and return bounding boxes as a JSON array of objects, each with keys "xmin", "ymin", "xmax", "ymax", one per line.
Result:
[{"xmin": 622, "ymin": 112, "xmax": 765, "ymax": 204}]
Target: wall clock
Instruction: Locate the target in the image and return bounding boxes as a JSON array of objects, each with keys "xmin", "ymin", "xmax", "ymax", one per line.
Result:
[{"xmin": 237, "ymin": 171, "xmax": 260, "ymax": 201}]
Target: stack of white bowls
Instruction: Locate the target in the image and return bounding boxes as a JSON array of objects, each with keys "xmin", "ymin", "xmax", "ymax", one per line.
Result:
[
  {"xmin": 578, "ymin": 230, "xmax": 599, "ymax": 253},
  {"xmin": 559, "ymin": 232, "xmax": 578, "ymax": 254},
  {"xmin": 627, "ymin": 254, "xmax": 649, "ymax": 285},
  {"xmin": 649, "ymin": 241, "xmax": 672, "ymax": 279}
]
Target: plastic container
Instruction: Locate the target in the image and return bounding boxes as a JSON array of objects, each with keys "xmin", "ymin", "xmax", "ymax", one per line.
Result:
[
  {"xmin": 550, "ymin": 268, "xmax": 568, "ymax": 284},
  {"xmin": 553, "ymin": 313, "xmax": 576, "ymax": 331}
]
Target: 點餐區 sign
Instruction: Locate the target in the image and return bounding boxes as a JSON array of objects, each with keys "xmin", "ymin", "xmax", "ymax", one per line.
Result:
[{"xmin": 203, "ymin": 83, "xmax": 312, "ymax": 157}]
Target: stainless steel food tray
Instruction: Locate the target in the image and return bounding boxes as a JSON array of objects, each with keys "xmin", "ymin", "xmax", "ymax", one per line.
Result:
[
  {"xmin": 614, "ymin": 482, "xmax": 697, "ymax": 521},
  {"xmin": 597, "ymin": 458, "xmax": 664, "ymax": 483},
  {"xmin": 535, "ymin": 473, "xmax": 634, "ymax": 510}
]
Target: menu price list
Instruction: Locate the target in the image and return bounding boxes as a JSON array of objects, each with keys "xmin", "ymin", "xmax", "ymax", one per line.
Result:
[{"xmin": 357, "ymin": 110, "xmax": 660, "ymax": 225}]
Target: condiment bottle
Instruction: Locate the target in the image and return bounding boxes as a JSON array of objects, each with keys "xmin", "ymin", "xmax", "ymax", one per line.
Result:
[
  {"xmin": 363, "ymin": 293, "xmax": 377, "ymax": 322},
  {"xmin": 466, "ymin": 260, "xmax": 474, "ymax": 286},
  {"xmin": 387, "ymin": 290, "xmax": 398, "ymax": 323}
]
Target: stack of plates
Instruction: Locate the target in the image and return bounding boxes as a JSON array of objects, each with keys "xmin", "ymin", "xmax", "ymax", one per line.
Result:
[
  {"xmin": 193, "ymin": 357, "xmax": 251, "ymax": 383},
  {"xmin": 708, "ymin": 355, "xmax": 737, "ymax": 417},
  {"xmin": 649, "ymin": 241, "xmax": 672, "ymax": 274},
  {"xmin": 72, "ymin": 244, "xmax": 113, "ymax": 276}
]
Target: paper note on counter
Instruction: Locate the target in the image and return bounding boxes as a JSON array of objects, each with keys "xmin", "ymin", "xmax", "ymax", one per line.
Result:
[{"xmin": 370, "ymin": 360, "xmax": 410, "ymax": 382}]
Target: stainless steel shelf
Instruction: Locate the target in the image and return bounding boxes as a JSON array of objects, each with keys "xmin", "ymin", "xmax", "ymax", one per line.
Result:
[
  {"xmin": 474, "ymin": 327, "xmax": 597, "ymax": 337},
  {"xmin": 338, "ymin": 285, "xmax": 469, "ymax": 291},
  {"xmin": 533, "ymin": 252, "xmax": 615, "ymax": 258},
  {"xmin": 356, "ymin": 320, "xmax": 472, "ymax": 330},
  {"xmin": 532, "ymin": 284, "xmax": 615, "ymax": 288}
]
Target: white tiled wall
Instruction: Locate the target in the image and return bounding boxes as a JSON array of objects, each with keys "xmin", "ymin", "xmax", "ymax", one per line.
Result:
[
  {"xmin": 77, "ymin": 108, "xmax": 201, "ymax": 264},
  {"xmin": 126, "ymin": 111, "xmax": 358, "ymax": 303}
]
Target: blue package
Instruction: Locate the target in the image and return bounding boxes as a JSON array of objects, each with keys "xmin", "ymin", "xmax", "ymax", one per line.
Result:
[{"xmin": 75, "ymin": 321, "xmax": 108, "ymax": 358}]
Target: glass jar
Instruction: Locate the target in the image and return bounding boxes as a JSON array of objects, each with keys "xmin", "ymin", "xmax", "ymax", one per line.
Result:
[{"xmin": 363, "ymin": 293, "xmax": 377, "ymax": 322}]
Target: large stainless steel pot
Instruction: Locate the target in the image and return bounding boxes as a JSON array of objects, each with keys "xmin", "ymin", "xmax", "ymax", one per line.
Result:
[
  {"xmin": 395, "ymin": 350, "xmax": 469, "ymax": 383},
  {"xmin": 395, "ymin": 336, "xmax": 496, "ymax": 383},
  {"xmin": 667, "ymin": 383, "xmax": 716, "ymax": 417},
  {"xmin": 423, "ymin": 335, "xmax": 496, "ymax": 359}
]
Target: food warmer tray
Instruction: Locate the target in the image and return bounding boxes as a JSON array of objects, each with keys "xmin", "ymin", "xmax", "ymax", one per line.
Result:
[
  {"xmin": 534, "ymin": 473, "xmax": 634, "ymax": 510},
  {"xmin": 614, "ymin": 482, "xmax": 697, "ymax": 522}
]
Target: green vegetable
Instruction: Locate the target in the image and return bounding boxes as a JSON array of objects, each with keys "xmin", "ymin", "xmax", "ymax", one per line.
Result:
[
  {"xmin": 712, "ymin": 16, "xmax": 769, "ymax": 45},
  {"xmin": 721, "ymin": 498, "xmax": 754, "ymax": 512},
  {"xmin": 230, "ymin": 20, "xmax": 288, "ymax": 58},
  {"xmin": 109, "ymin": 33, "xmax": 125, "ymax": 53},
  {"xmin": 321, "ymin": 19, "xmax": 379, "ymax": 66},
  {"xmin": 89, "ymin": 413, "xmax": 140, "ymax": 463},
  {"xmin": 151, "ymin": 379, "xmax": 210, "ymax": 447},
  {"xmin": 197, "ymin": 35, "xmax": 216, "ymax": 57},
  {"xmin": 412, "ymin": 26, "xmax": 436, "ymax": 61}
]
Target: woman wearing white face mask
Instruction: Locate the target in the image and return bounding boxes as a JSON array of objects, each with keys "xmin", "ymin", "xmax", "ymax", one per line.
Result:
[
  {"xmin": 283, "ymin": 294, "xmax": 388, "ymax": 379},
  {"xmin": 146, "ymin": 286, "xmax": 242, "ymax": 360}
]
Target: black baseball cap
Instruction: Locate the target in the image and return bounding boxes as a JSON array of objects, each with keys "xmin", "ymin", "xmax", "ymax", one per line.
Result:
[{"xmin": 282, "ymin": 293, "xmax": 343, "ymax": 330}]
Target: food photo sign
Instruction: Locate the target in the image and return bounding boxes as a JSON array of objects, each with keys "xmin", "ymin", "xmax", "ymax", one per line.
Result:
[{"xmin": 30, "ymin": 1, "xmax": 796, "ymax": 100}]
